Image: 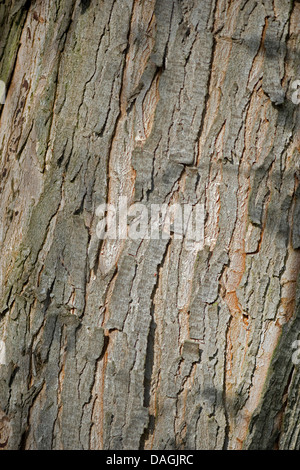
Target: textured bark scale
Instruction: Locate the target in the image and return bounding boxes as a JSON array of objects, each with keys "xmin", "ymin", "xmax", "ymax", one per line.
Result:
[{"xmin": 0, "ymin": 0, "xmax": 299, "ymax": 450}]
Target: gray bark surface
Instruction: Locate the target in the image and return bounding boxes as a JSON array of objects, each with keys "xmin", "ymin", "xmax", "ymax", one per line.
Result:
[{"xmin": 0, "ymin": 0, "xmax": 299, "ymax": 450}]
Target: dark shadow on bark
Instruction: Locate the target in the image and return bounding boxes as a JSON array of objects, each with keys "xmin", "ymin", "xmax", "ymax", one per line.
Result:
[{"xmin": 80, "ymin": 0, "xmax": 91, "ymax": 15}]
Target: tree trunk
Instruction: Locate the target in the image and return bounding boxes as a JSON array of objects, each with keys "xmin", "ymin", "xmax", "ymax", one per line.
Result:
[{"xmin": 0, "ymin": 0, "xmax": 300, "ymax": 450}]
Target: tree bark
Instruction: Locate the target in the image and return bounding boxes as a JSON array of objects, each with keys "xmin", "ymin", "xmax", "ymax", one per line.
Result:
[{"xmin": 0, "ymin": 0, "xmax": 300, "ymax": 450}]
